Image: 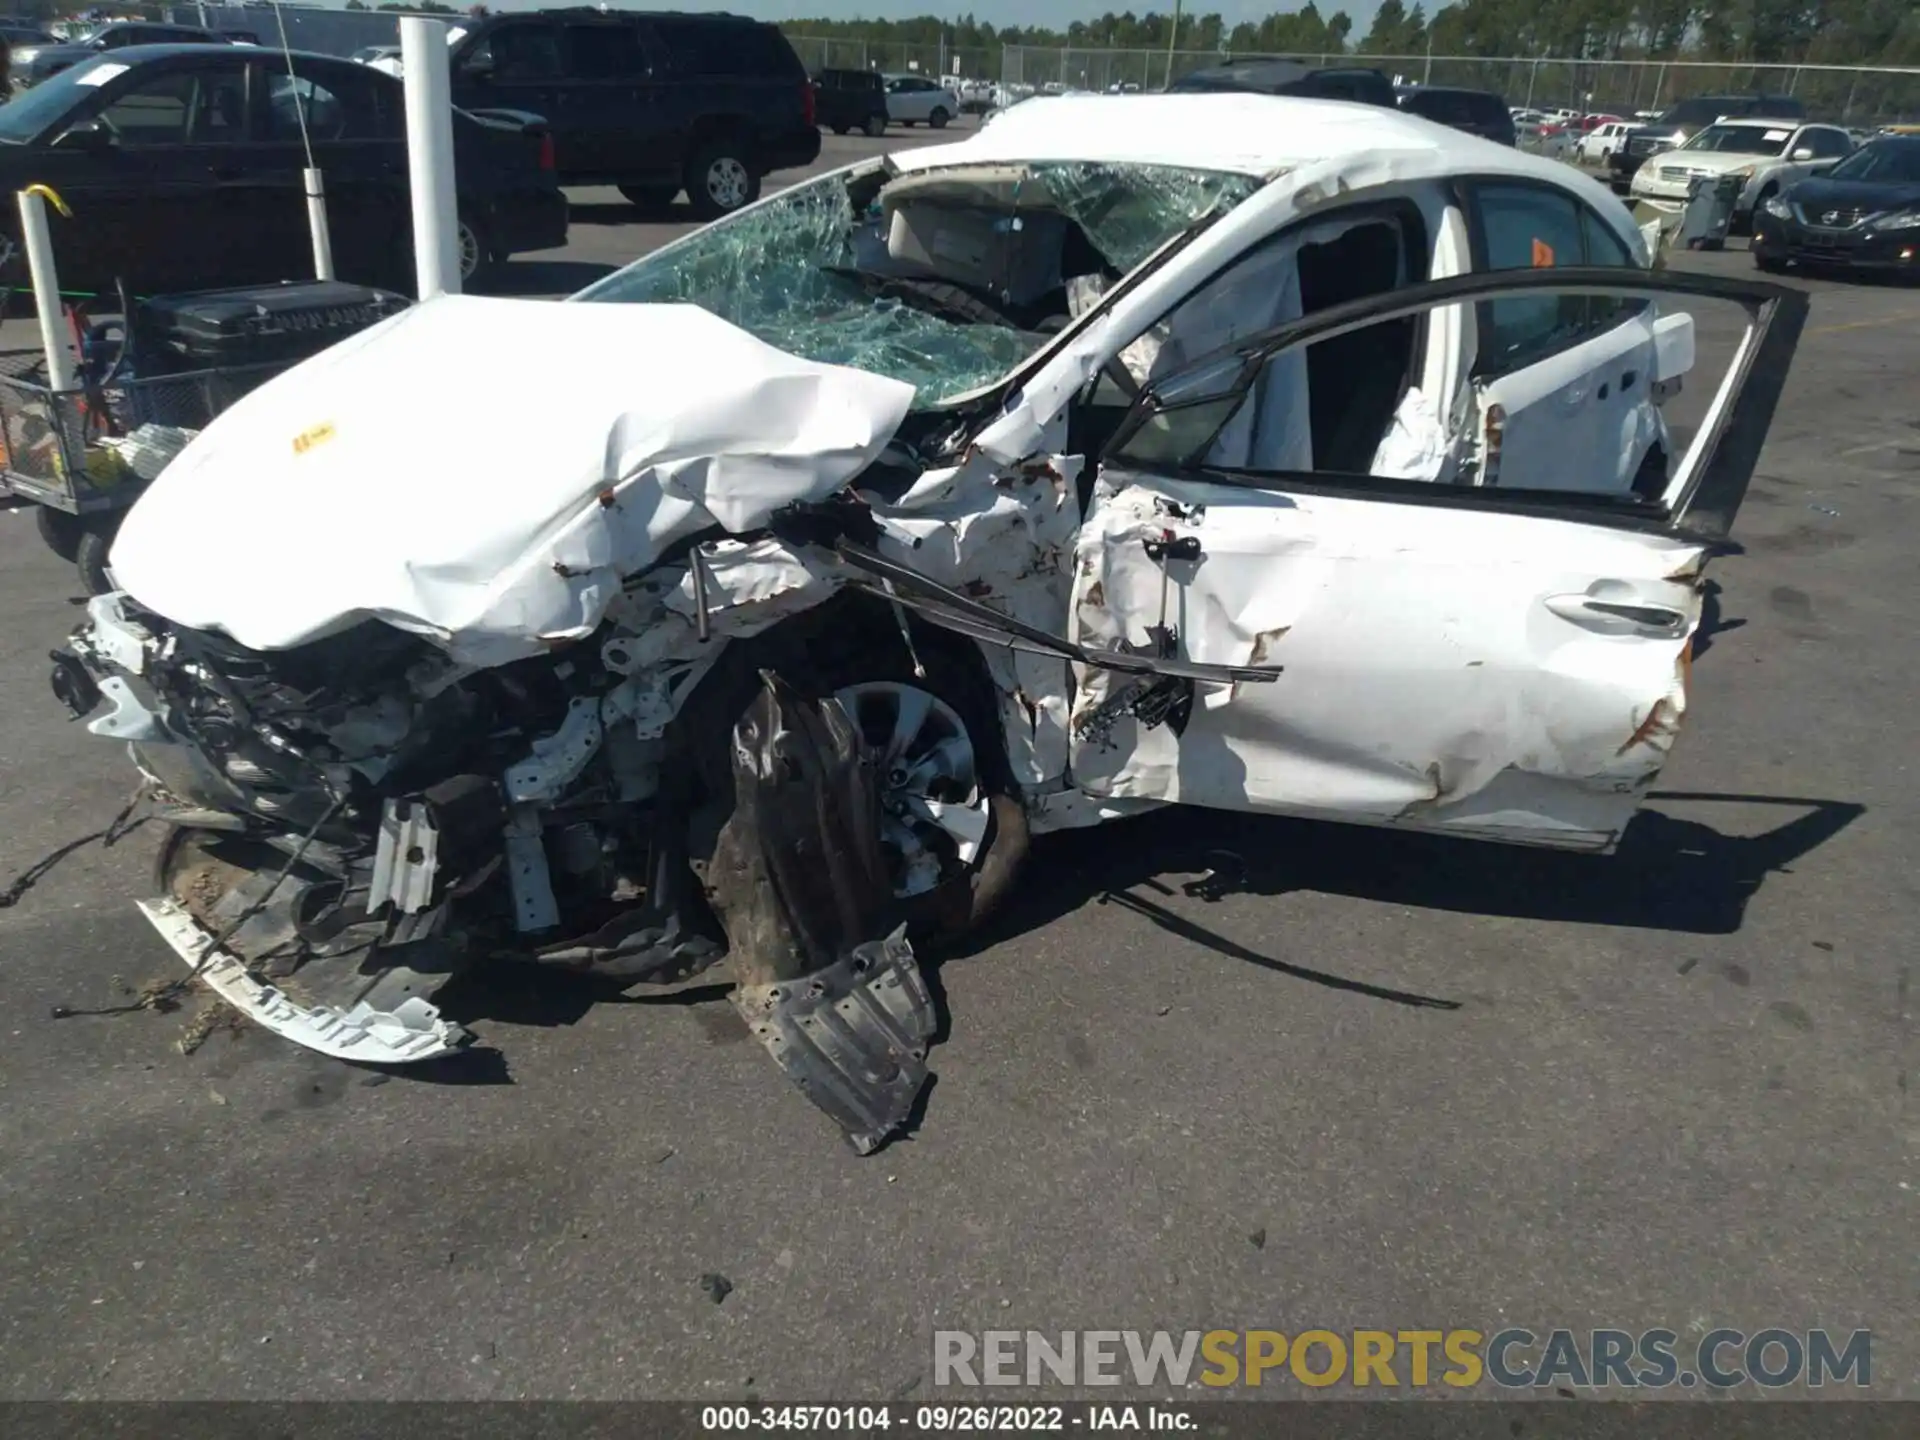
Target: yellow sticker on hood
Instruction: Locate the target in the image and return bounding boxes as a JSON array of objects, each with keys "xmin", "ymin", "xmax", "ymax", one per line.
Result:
[{"xmin": 293, "ymin": 422, "xmax": 336, "ymax": 456}]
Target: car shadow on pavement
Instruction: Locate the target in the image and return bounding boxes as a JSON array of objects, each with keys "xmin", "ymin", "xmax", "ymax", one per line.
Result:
[
  {"xmin": 949, "ymin": 790, "xmax": 1866, "ymax": 978},
  {"xmin": 1693, "ymin": 578, "xmax": 1747, "ymax": 658},
  {"xmin": 422, "ymin": 791, "xmax": 1862, "ymax": 1057}
]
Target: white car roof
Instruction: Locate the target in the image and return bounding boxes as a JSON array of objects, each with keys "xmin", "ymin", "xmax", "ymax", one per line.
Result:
[{"xmin": 893, "ymin": 92, "xmax": 1600, "ymax": 188}]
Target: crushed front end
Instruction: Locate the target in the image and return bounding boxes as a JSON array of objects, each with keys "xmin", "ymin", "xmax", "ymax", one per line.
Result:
[{"xmin": 55, "ymin": 589, "xmax": 727, "ymax": 1064}]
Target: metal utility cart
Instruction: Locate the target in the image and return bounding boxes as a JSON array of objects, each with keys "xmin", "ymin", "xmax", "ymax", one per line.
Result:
[{"xmin": 2, "ymin": 280, "xmax": 408, "ymax": 594}]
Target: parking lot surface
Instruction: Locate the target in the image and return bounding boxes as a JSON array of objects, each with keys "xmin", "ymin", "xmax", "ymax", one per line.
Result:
[{"xmin": 1, "ymin": 120, "xmax": 1917, "ymax": 1400}]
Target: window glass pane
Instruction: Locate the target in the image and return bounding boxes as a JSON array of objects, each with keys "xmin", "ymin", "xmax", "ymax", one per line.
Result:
[
  {"xmin": 100, "ymin": 73, "xmax": 196, "ymax": 144},
  {"xmin": 567, "ymin": 24, "xmax": 645, "ymax": 79},
  {"xmin": 1117, "ymin": 397, "xmax": 1246, "ymax": 466},
  {"xmin": 268, "ymin": 73, "xmax": 358, "ymax": 142},
  {"xmin": 491, "ymin": 24, "xmax": 561, "ymax": 81},
  {"xmin": 1475, "ymin": 185, "xmax": 1588, "ymax": 371}
]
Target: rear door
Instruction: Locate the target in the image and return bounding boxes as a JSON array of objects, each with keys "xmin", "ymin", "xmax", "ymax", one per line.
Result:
[
  {"xmin": 255, "ymin": 55, "xmax": 407, "ymax": 289},
  {"xmin": 1062, "ymin": 268, "xmax": 1805, "ymax": 851},
  {"xmin": 1464, "ymin": 180, "xmax": 1685, "ymax": 497},
  {"xmin": 557, "ymin": 18, "xmax": 649, "ymax": 181},
  {"xmin": 454, "ymin": 18, "xmax": 570, "ymax": 168}
]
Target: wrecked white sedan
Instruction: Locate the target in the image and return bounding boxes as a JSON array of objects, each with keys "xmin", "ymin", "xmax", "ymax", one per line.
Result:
[{"xmin": 54, "ymin": 95, "xmax": 1805, "ymax": 1151}]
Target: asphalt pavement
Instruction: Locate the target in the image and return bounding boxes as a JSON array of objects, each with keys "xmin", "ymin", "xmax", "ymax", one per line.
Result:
[{"xmin": 0, "ymin": 120, "xmax": 1916, "ymax": 1401}]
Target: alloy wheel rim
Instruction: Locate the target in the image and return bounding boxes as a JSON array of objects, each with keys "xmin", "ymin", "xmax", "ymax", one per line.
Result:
[
  {"xmin": 707, "ymin": 157, "xmax": 750, "ymax": 209},
  {"xmin": 833, "ymin": 682, "xmax": 989, "ymax": 898}
]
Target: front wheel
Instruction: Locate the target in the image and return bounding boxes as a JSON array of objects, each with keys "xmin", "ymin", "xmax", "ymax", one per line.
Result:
[
  {"xmin": 929, "ymin": 107, "xmax": 950, "ymax": 129},
  {"xmin": 687, "ymin": 611, "xmax": 1029, "ymax": 947}
]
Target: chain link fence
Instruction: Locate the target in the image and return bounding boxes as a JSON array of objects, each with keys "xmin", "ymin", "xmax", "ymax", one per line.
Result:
[
  {"xmin": 784, "ymin": 34, "xmax": 995, "ymax": 81},
  {"xmin": 987, "ymin": 45, "xmax": 1920, "ymax": 125}
]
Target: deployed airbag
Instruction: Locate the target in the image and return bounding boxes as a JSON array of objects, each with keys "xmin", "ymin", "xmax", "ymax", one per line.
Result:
[{"xmin": 109, "ymin": 298, "xmax": 916, "ymax": 665}]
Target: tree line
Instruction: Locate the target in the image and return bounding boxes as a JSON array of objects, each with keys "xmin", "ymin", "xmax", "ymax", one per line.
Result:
[{"xmin": 787, "ymin": 2, "xmax": 1920, "ymax": 69}]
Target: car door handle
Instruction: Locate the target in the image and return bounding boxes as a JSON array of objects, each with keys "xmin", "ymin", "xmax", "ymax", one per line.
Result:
[{"xmin": 1546, "ymin": 594, "xmax": 1689, "ymax": 634}]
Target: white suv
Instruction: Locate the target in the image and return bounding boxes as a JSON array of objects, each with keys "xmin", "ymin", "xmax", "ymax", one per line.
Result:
[
  {"xmin": 884, "ymin": 74, "xmax": 957, "ymax": 128},
  {"xmin": 1630, "ymin": 118, "xmax": 1854, "ymax": 224}
]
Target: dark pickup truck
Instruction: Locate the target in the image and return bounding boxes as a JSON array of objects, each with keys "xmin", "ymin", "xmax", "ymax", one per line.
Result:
[{"xmin": 447, "ymin": 8, "xmax": 821, "ymax": 218}]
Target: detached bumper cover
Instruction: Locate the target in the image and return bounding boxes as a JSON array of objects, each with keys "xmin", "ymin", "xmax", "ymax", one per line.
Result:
[{"xmin": 136, "ymin": 897, "xmax": 470, "ymax": 1064}]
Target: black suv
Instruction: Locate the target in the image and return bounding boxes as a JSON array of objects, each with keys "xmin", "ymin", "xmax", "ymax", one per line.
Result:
[
  {"xmin": 814, "ymin": 67, "xmax": 888, "ymax": 137},
  {"xmin": 447, "ymin": 8, "xmax": 820, "ymax": 218},
  {"xmin": 1398, "ymin": 85, "xmax": 1516, "ymax": 145},
  {"xmin": 1609, "ymin": 94, "xmax": 1806, "ymax": 190}
]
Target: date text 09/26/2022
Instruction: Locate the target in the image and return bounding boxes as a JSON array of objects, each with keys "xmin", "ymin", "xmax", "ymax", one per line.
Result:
[{"xmin": 701, "ymin": 1406, "xmax": 1188, "ymax": 1432}]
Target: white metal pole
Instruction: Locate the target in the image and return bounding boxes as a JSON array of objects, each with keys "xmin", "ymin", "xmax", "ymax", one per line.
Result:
[
  {"xmin": 17, "ymin": 188, "xmax": 76, "ymax": 394},
  {"xmin": 400, "ymin": 16, "xmax": 460, "ymax": 299},
  {"xmin": 304, "ymin": 167, "xmax": 335, "ymax": 281}
]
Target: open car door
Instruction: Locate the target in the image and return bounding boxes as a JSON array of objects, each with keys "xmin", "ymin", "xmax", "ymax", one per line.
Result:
[{"xmin": 1060, "ymin": 267, "xmax": 1807, "ymax": 852}]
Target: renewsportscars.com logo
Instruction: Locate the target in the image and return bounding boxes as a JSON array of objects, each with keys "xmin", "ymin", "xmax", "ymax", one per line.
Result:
[{"xmin": 933, "ymin": 1329, "xmax": 1872, "ymax": 1391}]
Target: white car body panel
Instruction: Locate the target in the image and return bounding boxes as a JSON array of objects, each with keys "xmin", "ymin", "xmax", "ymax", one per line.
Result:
[
  {"xmin": 1065, "ymin": 474, "xmax": 1703, "ymax": 850},
  {"xmin": 105, "ymin": 92, "xmax": 1779, "ymax": 865}
]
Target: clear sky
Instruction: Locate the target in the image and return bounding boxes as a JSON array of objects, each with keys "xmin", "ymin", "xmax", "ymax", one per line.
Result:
[{"xmin": 477, "ymin": 0, "xmax": 1388, "ymax": 40}]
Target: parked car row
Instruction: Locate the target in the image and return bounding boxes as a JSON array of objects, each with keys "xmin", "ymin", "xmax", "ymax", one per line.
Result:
[
  {"xmin": 1607, "ymin": 95, "xmax": 1807, "ymax": 190},
  {"xmin": 0, "ymin": 44, "xmax": 566, "ymax": 298},
  {"xmin": 1628, "ymin": 117, "xmax": 1856, "ymax": 231}
]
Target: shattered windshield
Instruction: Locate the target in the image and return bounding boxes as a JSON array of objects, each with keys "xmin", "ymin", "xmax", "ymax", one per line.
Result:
[{"xmin": 575, "ymin": 160, "xmax": 1261, "ymax": 409}]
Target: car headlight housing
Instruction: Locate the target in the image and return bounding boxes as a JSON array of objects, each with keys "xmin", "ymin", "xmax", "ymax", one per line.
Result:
[
  {"xmin": 13, "ymin": 46, "xmax": 36, "ymax": 64},
  {"xmin": 1762, "ymin": 194, "xmax": 1793, "ymax": 218},
  {"xmin": 1876, "ymin": 210, "xmax": 1920, "ymax": 230}
]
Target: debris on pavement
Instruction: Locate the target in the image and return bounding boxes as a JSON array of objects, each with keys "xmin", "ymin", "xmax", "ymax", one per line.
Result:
[{"xmin": 700, "ymin": 1273, "xmax": 734, "ymax": 1305}]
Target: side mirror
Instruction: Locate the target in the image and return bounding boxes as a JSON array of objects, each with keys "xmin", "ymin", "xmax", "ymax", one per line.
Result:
[
  {"xmin": 54, "ymin": 120, "xmax": 114, "ymax": 153},
  {"xmin": 1790, "ymin": 146, "xmax": 1814, "ymax": 161}
]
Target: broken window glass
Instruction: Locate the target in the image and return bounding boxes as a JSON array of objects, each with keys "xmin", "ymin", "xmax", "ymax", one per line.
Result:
[
  {"xmin": 1029, "ymin": 162, "xmax": 1261, "ymax": 272},
  {"xmin": 576, "ymin": 159, "xmax": 1263, "ymax": 411}
]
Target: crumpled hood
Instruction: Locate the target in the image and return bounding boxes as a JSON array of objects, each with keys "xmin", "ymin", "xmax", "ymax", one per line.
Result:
[
  {"xmin": 111, "ymin": 296, "xmax": 916, "ymax": 666},
  {"xmin": 1647, "ymin": 148, "xmax": 1779, "ymax": 177}
]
